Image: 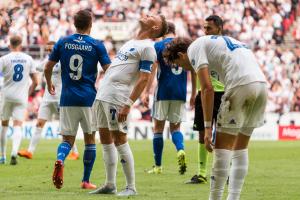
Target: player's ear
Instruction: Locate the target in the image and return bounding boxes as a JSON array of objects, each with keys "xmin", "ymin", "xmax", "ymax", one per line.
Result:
[{"xmin": 177, "ymin": 52, "xmax": 185, "ymax": 59}]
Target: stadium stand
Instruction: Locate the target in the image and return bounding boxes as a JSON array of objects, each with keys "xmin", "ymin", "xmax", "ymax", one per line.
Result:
[{"xmin": 0, "ymin": 0, "xmax": 299, "ymax": 120}]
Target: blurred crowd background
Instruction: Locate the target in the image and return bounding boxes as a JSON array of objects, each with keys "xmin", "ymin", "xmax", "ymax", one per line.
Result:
[{"xmin": 0, "ymin": 0, "xmax": 299, "ymax": 121}]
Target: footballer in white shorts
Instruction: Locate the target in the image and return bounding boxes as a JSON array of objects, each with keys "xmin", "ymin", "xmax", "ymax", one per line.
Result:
[
  {"xmin": 38, "ymin": 101, "xmax": 59, "ymax": 121},
  {"xmin": 60, "ymin": 106, "xmax": 96, "ymax": 136},
  {"xmin": 93, "ymin": 100, "xmax": 128, "ymax": 133},
  {"xmin": 151, "ymin": 100, "xmax": 186, "ymax": 123},
  {"xmin": 1, "ymin": 101, "xmax": 26, "ymax": 121},
  {"xmin": 217, "ymin": 82, "xmax": 267, "ymax": 136}
]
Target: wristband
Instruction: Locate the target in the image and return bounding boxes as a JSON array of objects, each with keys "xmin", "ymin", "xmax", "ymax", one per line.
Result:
[
  {"xmin": 125, "ymin": 98, "xmax": 134, "ymax": 107},
  {"xmin": 204, "ymin": 121, "xmax": 212, "ymax": 128}
]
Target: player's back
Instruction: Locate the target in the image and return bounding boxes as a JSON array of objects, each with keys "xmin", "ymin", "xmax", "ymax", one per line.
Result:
[
  {"xmin": 0, "ymin": 52, "xmax": 35, "ymax": 103},
  {"xmin": 188, "ymin": 35, "xmax": 266, "ymax": 90},
  {"xmin": 49, "ymin": 33, "xmax": 110, "ymax": 107},
  {"xmin": 155, "ymin": 38, "xmax": 187, "ymax": 101}
]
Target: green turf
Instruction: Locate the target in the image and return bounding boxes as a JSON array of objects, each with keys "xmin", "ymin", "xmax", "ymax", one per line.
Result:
[{"xmin": 0, "ymin": 140, "xmax": 299, "ymax": 200}]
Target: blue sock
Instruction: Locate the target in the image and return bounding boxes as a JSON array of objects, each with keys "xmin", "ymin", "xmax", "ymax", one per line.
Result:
[
  {"xmin": 153, "ymin": 133, "xmax": 164, "ymax": 166},
  {"xmin": 57, "ymin": 141, "xmax": 72, "ymax": 163},
  {"xmin": 82, "ymin": 144, "xmax": 96, "ymax": 182},
  {"xmin": 171, "ymin": 131, "xmax": 184, "ymax": 151}
]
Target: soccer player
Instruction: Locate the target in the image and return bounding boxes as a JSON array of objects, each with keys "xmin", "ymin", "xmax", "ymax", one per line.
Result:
[
  {"xmin": 0, "ymin": 35, "xmax": 38, "ymax": 165},
  {"xmin": 17, "ymin": 41, "xmax": 79, "ymax": 161},
  {"xmin": 44, "ymin": 10, "xmax": 111, "ymax": 189},
  {"xmin": 186, "ymin": 15, "xmax": 225, "ymax": 184},
  {"xmin": 90, "ymin": 15, "xmax": 168, "ymax": 196},
  {"xmin": 163, "ymin": 36, "xmax": 267, "ymax": 200},
  {"xmin": 143, "ymin": 22, "xmax": 196, "ymax": 175}
]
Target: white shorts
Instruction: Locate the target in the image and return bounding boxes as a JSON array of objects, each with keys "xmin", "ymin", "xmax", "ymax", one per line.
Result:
[
  {"xmin": 60, "ymin": 106, "xmax": 95, "ymax": 136},
  {"xmin": 93, "ymin": 100, "xmax": 128, "ymax": 133},
  {"xmin": 38, "ymin": 101, "xmax": 59, "ymax": 121},
  {"xmin": 151, "ymin": 100, "xmax": 186, "ymax": 123},
  {"xmin": 217, "ymin": 82, "xmax": 267, "ymax": 136},
  {"xmin": 0, "ymin": 100, "xmax": 26, "ymax": 121}
]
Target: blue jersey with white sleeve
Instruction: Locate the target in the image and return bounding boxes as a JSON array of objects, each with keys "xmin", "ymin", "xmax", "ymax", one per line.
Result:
[
  {"xmin": 49, "ymin": 34, "xmax": 111, "ymax": 107},
  {"xmin": 154, "ymin": 38, "xmax": 187, "ymax": 101}
]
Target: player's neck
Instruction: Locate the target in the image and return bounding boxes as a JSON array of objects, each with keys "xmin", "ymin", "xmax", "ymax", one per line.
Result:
[
  {"xmin": 135, "ymin": 30, "xmax": 151, "ymax": 40},
  {"xmin": 76, "ymin": 29, "xmax": 90, "ymax": 35},
  {"xmin": 163, "ymin": 33, "xmax": 175, "ymax": 39}
]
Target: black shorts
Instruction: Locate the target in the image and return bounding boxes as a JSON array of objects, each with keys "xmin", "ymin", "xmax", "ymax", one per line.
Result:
[{"xmin": 193, "ymin": 91, "xmax": 224, "ymax": 131}]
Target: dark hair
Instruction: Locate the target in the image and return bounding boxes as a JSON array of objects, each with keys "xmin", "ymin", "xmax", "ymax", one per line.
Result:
[
  {"xmin": 10, "ymin": 35, "xmax": 22, "ymax": 47},
  {"xmin": 205, "ymin": 15, "xmax": 223, "ymax": 30},
  {"xmin": 156, "ymin": 15, "xmax": 168, "ymax": 38},
  {"xmin": 166, "ymin": 21, "xmax": 175, "ymax": 35},
  {"xmin": 163, "ymin": 37, "xmax": 192, "ymax": 64},
  {"xmin": 74, "ymin": 9, "xmax": 92, "ymax": 31}
]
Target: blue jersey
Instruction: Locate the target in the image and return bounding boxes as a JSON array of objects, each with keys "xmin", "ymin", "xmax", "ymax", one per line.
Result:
[
  {"xmin": 49, "ymin": 34, "xmax": 111, "ymax": 107},
  {"xmin": 154, "ymin": 38, "xmax": 187, "ymax": 101}
]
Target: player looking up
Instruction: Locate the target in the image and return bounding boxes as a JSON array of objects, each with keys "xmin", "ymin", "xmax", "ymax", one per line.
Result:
[{"xmin": 90, "ymin": 14, "xmax": 168, "ymax": 196}]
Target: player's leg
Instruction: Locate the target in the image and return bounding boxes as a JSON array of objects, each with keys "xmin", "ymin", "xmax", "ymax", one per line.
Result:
[
  {"xmin": 226, "ymin": 83, "xmax": 267, "ymax": 200},
  {"xmin": 114, "ymin": 130, "xmax": 137, "ymax": 196},
  {"xmin": 52, "ymin": 107, "xmax": 78, "ymax": 189},
  {"xmin": 10, "ymin": 102, "xmax": 26, "ymax": 165},
  {"xmin": 81, "ymin": 131, "xmax": 96, "ymax": 189},
  {"xmin": 0, "ymin": 101, "xmax": 12, "ymax": 164},
  {"xmin": 18, "ymin": 119, "xmax": 46, "ymax": 159},
  {"xmin": 148, "ymin": 118, "xmax": 165, "ymax": 174},
  {"xmin": 90, "ymin": 100, "xmax": 117, "ymax": 194},
  {"xmin": 148, "ymin": 101, "xmax": 167, "ymax": 174},
  {"xmin": 0, "ymin": 120, "xmax": 9, "ymax": 164},
  {"xmin": 169, "ymin": 101, "xmax": 186, "ymax": 175},
  {"xmin": 80, "ymin": 107, "xmax": 97, "ymax": 189}
]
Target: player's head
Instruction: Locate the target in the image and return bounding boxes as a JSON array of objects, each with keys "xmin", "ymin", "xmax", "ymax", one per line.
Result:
[
  {"xmin": 45, "ymin": 41, "xmax": 56, "ymax": 54},
  {"xmin": 163, "ymin": 37, "xmax": 193, "ymax": 70},
  {"xmin": 9, "ymin": 35, "xmax": 22, "ymax": 51},
  {"xmin": 74, "ymin": 9, "xmax": 93, "ymax": 34},
  {"xmin": 204, "ymin": 15, "xmax": 223, "ymax": 35},
  {"xmin": 163, "ymin": 21, "xmax": 176, "ymax": 38},
  {"xmin": 139, "ymin": 14, "xmax": 168, "ymax": 39}
]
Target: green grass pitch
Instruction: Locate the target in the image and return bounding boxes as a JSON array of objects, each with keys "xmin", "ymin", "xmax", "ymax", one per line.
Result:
[{"xmin": 0, "ymin": 140, "xmax": 299, "ymax": 200}]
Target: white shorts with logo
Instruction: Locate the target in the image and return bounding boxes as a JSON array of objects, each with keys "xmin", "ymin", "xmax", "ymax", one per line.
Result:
[
  {"xmin": 217, "ymin": 82, "xmax": 267, "ymax": 136},
  {"xmin": 60, "ymin": 106, "xmax": 96, "ymax": 136},
  {"xmin": 151, "ymin": 100, "xmax": 186, "ymax": 123},
  {"xmin": 0, "ymin": 100, "xmax": 26, "ymax": 121},
  {"xmin": 38, "ymin": 101, "xmax": 59, "ymax": 121},
  {"xmin": 93, "ymin": 100, "xmax": 128, "ymax": 133}
]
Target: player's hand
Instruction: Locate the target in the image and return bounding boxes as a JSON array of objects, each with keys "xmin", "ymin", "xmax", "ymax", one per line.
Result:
[
  {"xmin": 47, "ymin": 83, "xmax": 56, "ymax": 95},
  {"xmin": 189, "ymin": 94, "xmax": 196, "ymax": 110},
  {"xmin": 141, "ymin": 93, "xmax": 150, "ymax": 108},
  {"xmin": 118, "ymin": 105, "xmax": 130, "ymax": 123},
  {"xmin": 204, "ymin": 128, "xmax": 214, "ymax": 152}
]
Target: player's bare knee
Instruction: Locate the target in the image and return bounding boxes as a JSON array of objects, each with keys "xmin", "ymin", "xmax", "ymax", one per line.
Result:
[
  {"xmin": 113, "ymin": 132, "xmax": 127, "ymax": 146},
  {"xmin": 154, "ymin": 119, "xmax": 165, "ymax": 133},
  {"xmin": 99, "ymin": 129, "xmax": 113, "ymax": 144},
  {"xmin": 170, "ymin": 122, "xmax": 180, "ymax": 133},
  {"xmin": 199, "ymin": 131, "xmax": 205, "ymax": 143},
  {"xmin": 83, "ymin": 132, "xmax": 95, "ymax": 144},
  {"xmin": 13, "ymin": 120, "xmax": 22, "ymax": 126},
  {"xmin": 62, "ymin": 135, "xmax": 75, "ymax": 147},
  {"xmin": 36, "ymin": 119, "xmax": 46, "ymax": 128},
  {"xmin": 1, "ymin": 120, "xmax": 9, "ymax": 126},
  {"xmin": 215, "ymin": 131, "xmax": 236, "ymax": 150}
]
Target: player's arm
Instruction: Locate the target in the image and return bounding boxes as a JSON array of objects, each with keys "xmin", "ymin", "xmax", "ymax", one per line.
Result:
[
  {"xmin": 197, "ymin": 65, "xmax": 214, "ymax": 152},
  {"xmin": 44, "ymin": 61, "xmax": 57, "ymax": 95},
  {"xmin": 141, "ymin": 62, "xmax": 157, "ymax": 107},
  {"xmin": 28, "ymin": 73, "xmax": 39, "ymax": 96},
  {"xmin": 190, "ymin": 70, "xmax": 197, "ymax": 109}
]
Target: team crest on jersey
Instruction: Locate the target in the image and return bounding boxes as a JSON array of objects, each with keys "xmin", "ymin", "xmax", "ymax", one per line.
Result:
[
  {"xmin": 116, "ymin": 50, "xmax": 129, "ymax": 61},
  {"xmin": 191, "ymin": 59, "xmax": 195, "ymax": 66}
]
